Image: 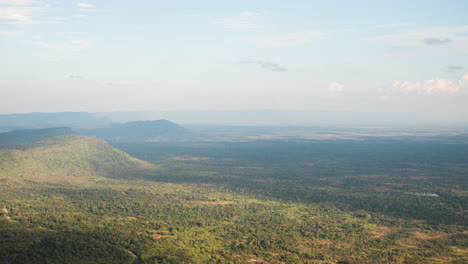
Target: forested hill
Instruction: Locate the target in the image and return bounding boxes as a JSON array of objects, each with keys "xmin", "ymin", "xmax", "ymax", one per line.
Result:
[
  {"xmin": 80, "ymin": 119, "xmax": 190, "ymax": 141},
  {"xmin": 0, "ymin": 135, "xmax": 156, "ymax": 183},
  {"xmin": 0, "ymin": 127, "xmax": 74, "ymax": 146}
]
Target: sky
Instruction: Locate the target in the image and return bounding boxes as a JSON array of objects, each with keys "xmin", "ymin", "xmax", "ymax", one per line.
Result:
[{"xmin": 1, "ymin": 0, "xmax": 468, "ymax": 122}]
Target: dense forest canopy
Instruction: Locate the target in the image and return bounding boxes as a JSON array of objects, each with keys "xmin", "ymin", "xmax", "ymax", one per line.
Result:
[{"xmin": 0, "ymin": 130, "xmax": 466, "ymax": 263}]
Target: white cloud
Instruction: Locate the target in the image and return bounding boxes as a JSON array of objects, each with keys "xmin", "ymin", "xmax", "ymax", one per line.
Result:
[
  {"xmin": 249, "ymin": 31, "xmax": 324, "ymax": 48},
  {"xmin": 239, "ymin": 60, "xmax": 287, "ymax": 72},
  {"xmin": 423, "ymin": 38, "xmax": 451, "ymax": 46},
  {"xmin": 76, "ymin": 2, "xmax": 95, "ymax": 12},
  {"xmin": 365, "ymin": 25, "xmax": 468, "ymax": 54},
  {"xmin": 391, "ymin": 80, "xmax": 458, "ymax": 95},
  {"xmin": 390, "ymin": 74, "xmax": 468, "ymax": 95},
  {"xmin": 327, "ymin": 82, "xmax": 344, "ymax": 96},
  {"xmin": 72, "ymin": 3, "xmax": 95, "ymax": 22},
  {"xmin": 0, "ymin": 5, "xmax": 41, "ymax": 24},
  {"xmin": 0, "ymin": 0, "xmax": 39, "ymax": 5},
  {"xmin": 0, "ymin": 1, "xmax": 92, "ymax": 25},
  {"xmin": 222, "ymin": 11, "xmax": 264, "ymax": 32},
  {"xmin": 0, "ymin": 0, "xmax": 46, "ymax": 24},
  {"xmin": 76, "ymin": 3, "xmax": 95, "ymax": 8},
  {"xmin": 27, "ymin": 38, "xmax": 91, "ymax": 51}
]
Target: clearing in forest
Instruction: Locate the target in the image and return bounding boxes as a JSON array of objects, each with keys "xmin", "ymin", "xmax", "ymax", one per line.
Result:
[{"xmin": 1, "ymin": 207, "xmax": 11, "ymax": 221}]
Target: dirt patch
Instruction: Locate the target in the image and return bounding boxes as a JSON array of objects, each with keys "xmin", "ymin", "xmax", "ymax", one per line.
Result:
[
  {"xmin": 369, "ymin": 226, "xmax": 393, "ymax": 239},
  {"xmin": 151, "ymin": 234, "xmax": 171, "ymax": 240},
  {"xmin": 196, "ymin": 201, "xmax": 235, "ymax": 205},
  {"xmin": 412, "ymin": 230, "xmax": 450, "ymax": 240},
  {"xmin": 169, "ymin": 156, "xmax": 209, "ymax": 161},
  {"xmin": 2, "ymin": 207, "xmax": 11, "ymax": 221},
  {"xmin": 425, "ymin": 256, "xmax": 464, "ymax": 263},
  {"xmin": 336, "ymin": 242, "xmax": 353, "ymax": 249},
  {"xmin": 194, "ymin": 183, "xmax": 215, "ymax": 186},
  {"xmin": 315, "ymin": 239, "xmax": 334, "ymax": 246},
  {"xmin": 452, "ymin": 246, "xmax": 468, "ymax": 256},
  {"xmin": 409, "ymin": 176, "xmax": 425, "ymax": 180},
  {"xmin": 451, "ymin": 189, "xmax": 468, "ymax": 196},
  {"xmin": 247, "ymin": 257, "xmax": 264, "ymax": 262},
  {"xmin": 397, "ymin": 238, "xmax": 418, "ymax": 249},
  {"xmin": 398, "ymin": 229, "xmax": 451, "ymax": 248}
]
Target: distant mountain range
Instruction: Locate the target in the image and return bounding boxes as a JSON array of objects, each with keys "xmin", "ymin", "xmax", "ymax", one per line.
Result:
[
  {"xmin": 0, "ymin": 112, "xmax": 111, "ymax": 130},
  {"xmin": 0, "ymin": 110, "xmax": 435, "ymax": 130},
  {"xmin": 95, "ymin": 110, "xmax": 431, "ymax": 126},
  {"xmin": 0, "ymin": 119, "xmax": 190, "ymax": 145},
  {"xmin": 0, "ymin": 127, "xmax": 74, "ymax": 146},
  {"xmin": 78, "ymin": 120, "xmax": 189, "ymax": 142}
]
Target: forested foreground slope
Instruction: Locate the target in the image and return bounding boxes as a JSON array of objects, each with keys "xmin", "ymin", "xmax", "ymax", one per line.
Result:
[
  {"xmin": 0, "ymin": 135, "xmax": 155, "ymax": 182},
  {"xmin": 0, "ymin": 136, "xmax": 466, "ymax": 263}
]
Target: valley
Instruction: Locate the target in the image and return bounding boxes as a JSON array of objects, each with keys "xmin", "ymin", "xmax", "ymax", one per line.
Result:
[
  {"xmin": 3, "ymin": 0, "xmax": 467, "ymax": 262},
  {"xmin": 0, "ymin": 130, "xmax": 466, "ymax": 263}
]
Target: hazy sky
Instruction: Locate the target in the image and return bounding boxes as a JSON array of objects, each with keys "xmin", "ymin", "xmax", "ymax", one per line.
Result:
[{"xmin": 1, "ymin": 0, "xmax": 468, "ymax": 121}]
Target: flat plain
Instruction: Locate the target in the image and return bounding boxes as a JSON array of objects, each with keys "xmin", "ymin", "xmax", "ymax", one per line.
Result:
[{"xmin": 0, "ymin": 127, "xmax": 467, "ymax": 263}]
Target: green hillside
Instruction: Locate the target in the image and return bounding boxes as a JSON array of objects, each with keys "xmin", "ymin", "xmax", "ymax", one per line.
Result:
[
  {"xmin": 0, "ymin": 135, "xmax": 156, "ymax": 184},
  {"xmin": 79, "ymin": 120, "xmax": 190, "ymax": 142},
  {"xmin": 0, "ymin": 135, "xmax": 158, "ymax": 264}
]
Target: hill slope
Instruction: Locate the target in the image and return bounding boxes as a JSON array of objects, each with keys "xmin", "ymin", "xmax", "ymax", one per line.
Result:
[
  {"xmin": 0, "ymin": 135, "xmax": 156, "ymax": 183},
  {"xmin": 80, "ymin": 120, "xmax": 189, "ymax": 141},
  {"xmin": 0, "ymin": 127, "xmax": 74, "ymax": 146}
]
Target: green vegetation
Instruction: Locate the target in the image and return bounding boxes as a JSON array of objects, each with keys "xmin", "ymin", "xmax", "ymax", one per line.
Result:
[
  {"xmin": 79, "ymin": 120, "xmax": 189, "ymax": 142},
  {"xmin": 0, "ymin": 127, "xmax": 74, "ymax": 146},
  {"xmin": 0, "ymin": 135, "xmax": 466, "ymax": 263}
]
